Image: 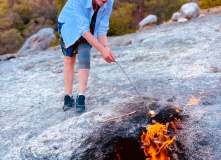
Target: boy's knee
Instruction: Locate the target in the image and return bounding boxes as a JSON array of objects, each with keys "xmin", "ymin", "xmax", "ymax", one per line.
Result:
[
  {"xmin": 78, "ymin": 44, "xmax": 91, "ymax": 69},
  {"xmin": 63, "ymin": 56, "xmax": 76, "ymax": 64},
  {"xmin": 78, "ymin": 61, "xmax": 90, "ymax": 69}
]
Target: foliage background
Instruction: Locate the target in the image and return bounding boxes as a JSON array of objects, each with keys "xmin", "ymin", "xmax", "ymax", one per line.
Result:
[{"xmin": 0, "ymin": 0, "xmax": 220, "ymax": 55}]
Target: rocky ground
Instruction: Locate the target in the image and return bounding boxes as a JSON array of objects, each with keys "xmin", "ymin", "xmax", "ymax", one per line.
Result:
[{"xmin": 0, "ymin": 13, "xmax": 221, "ymax": 160}]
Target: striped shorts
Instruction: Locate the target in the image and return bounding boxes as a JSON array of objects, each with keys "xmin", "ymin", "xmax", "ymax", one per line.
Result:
[{"xmin": 58, "ymin": 22, "xmax": 91, "ymax": 69}]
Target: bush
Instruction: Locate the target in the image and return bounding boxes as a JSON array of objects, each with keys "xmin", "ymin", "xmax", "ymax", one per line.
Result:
[
  {"xmin": 199, "ymin": 0, "xmax": 221, "ymax": 9},
  {"xmin": 108, "ymin": 0, "xmax": 186, "ymax": 36},
  {"xmin": 50, "ymin": 31, "xmax": 60, "ymax": 47},
  {"xmin": 54, "ymin": 0, "xmax": 68, "ymax": 14},
  {"xmin": 165, "ymin": 0, "xmax": 186, "ymax": 20},
  {"xmin": 23, "ymin": 17, "xmax": 56, "ymax": 38},
  {"xmin": 144, "ymin": 0, "xmax": 186, "ymax": 24},
  {"xmin": 108, "ymin": 3, "xmax": 137, "ymax": 36},
  {"xmin": 0, "ymin": 29, "xmax": 24, "ymax": 55}
]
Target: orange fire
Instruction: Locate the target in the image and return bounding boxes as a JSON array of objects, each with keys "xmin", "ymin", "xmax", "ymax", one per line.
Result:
[
  {"xmin": 199, "ymin": 90, "xmax": 204, "ymax": 95},
  {"xmin": 141, "ymin": 122, "xmax": 176, "ymax": 160},
  {"xmin": 170, "ymin": 119, "xmax": 184, "ymax": 131},
  {"xmin": 174, "ymin": 118, "xmax": 184, "ymax": 129},
  {"xmin": 187, "ymin": 96, "xmax": 201, "ymax": 105},
  {"xmin": 187, "ymin": 89, "xmax": 204, "ymax": 105},
  {"xmin": 117, "ymin": 154, "xmax": 121, "ymax": 160},
  {"xmin": 170, "ymin": 122, "xmax": 178, "ymax": 132}
]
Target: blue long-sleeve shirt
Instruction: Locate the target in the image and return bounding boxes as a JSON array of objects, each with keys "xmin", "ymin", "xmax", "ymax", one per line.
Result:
[{"xmin": 58, "ymin": 0, "xmax": 114, "ymax": 48}]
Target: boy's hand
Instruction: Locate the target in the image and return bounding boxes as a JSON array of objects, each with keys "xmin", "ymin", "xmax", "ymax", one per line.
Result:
[
  {"xmin": 104, "ymin": 46, "xmax": 115, "ymax": 62},
  {"xmin": 101, "ymin": 47, "xmax": 115, "ymax": 63}
]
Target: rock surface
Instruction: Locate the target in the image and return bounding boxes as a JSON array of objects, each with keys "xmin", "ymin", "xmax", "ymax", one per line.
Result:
[
  {"xmin": 0, "ymin": 53, "xmax": 19, "ymax": 61},
  {"xmin": 17, "ymin": 28, "xmax": 56, "ymax": 54},
  {"xmin": 181, "ymin": 2, "xmax": 200, "ymax": 19},
  {"xmin": 139, "ymin": 15, "xmax": 157, "ymax": 27},
  {"xmin": 0, "ymin": 14, "xmax": 221, "ymax": 160},
  {"xmin": 178, "ymin": 17, "xmax": 188, "ymax": 23}
]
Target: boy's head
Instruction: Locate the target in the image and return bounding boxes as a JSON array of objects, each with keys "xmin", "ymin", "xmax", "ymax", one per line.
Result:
[{"xmin": 95, "ymin": 0, "xmax": 108, "ymax": 7}]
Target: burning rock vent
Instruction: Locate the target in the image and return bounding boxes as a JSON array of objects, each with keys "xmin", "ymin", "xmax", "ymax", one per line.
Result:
[{"xmin": 72, "ymin": 103, "xmax": 187, "ymax": 160}]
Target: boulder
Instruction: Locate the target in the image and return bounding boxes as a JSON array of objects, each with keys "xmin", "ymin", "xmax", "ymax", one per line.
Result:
[
  {"xmin": 0, "ymin": 53, "xmax": 19, "ymax": 61},
  {"xmin": 1, "ymin": 13, "xmax": 221, "ymax": 160},
  {"xmin": 139, "ymin": 15, "xmax": 157, "ymax": 27},
  {"xmin": 172, "ymin": 12, "xmax": 182, "ymax": 21},
  {"xmin": 181, "ymin": 2, "xmax": 200, "ymax": 19},
  {"xmin": 178, "ymin": 17, "xmax": 188, "ymax": 23},
  {"xmin": 17, "ymin": 28, "xmax": 56, "ymax": 54}
]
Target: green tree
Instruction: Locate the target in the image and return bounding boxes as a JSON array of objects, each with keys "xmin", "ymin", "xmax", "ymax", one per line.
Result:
[
  {"xmin": 0, "ymin": 0, "xmax": 14, "ymax": 31},
  {"xmin": 199, "ymin": 0, "xmax": 221, "ymax": 9},
  {"xmin": 109, "ymin": 3, "xmax": 137, "ymax": 36},
  {"xmin": 0, "ymin": 0, "xmax": 59, "ymax": 54},
  {"xmin": 35, "ymin": 0, "xmax": 57, "ymax": 24},
  {"xmin": 144, "ymin": 0, "xmax": 186, "ymax": 24},
  {"xmin": 0, "ymin": 0, "xmax": 34, "ymax": 33},
  {"xmin": 0, "ymin": 29, "xmax": 24, "ymax": 55},
  {"xmin": 23, "ymin": 17, "xmax": 55, "ymax": 38},
  {"xmin": 54, "ymin": 0, "xmax": 67, "ymax": 14},
  {"xmin": 13, "ymin": 0, "xmax": 34, "ymax": 24}
]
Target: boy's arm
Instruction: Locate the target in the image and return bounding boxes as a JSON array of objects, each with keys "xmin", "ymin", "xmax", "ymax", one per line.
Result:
[
  {"xmin": 84, "ymin": 31, "xmax": 115, "ymax": 63},
  {"xmin": 73, "ymin": 0, "xmax": 114, "ymax": 63},
  {"xmin": 97, "ymin": 34, "xmax": 114, "ymax": 61},
  {"xmin": 97, "ymin": 1, "xmax": 115, "ymax": 60}
]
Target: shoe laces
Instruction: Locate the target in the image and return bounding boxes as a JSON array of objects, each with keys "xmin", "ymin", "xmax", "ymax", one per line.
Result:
[
  {"xmin": 77, "ymin": 95, "xmax": 85, "ymax": 105},
  {"xmin": 64, "ymin": 95, "xmax": 74, "ymax": 105}
]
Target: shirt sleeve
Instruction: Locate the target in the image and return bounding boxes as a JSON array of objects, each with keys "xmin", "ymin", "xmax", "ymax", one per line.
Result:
[
  {"xmin": 73, "ymin": 0, "xmax": 90, "ymax": 37},
  {"xmin": 97, "ymin": 1, "xmax": 114, "ymax": 36}
]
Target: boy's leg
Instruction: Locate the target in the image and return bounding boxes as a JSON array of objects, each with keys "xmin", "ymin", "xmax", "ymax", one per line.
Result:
[
  {"xmin": 58, "ymin": 21, "xmax": 77, "ymax": 111},
  {"xmin": 62, "ymin": 55, "xmax": 76, "ymax": 111},
  {"xmin": 76, "ymin": 43, "xmax": 91, "ymax": 112},
  {"xmin": 63, "ymin": 55, "xmax": 76, "ymax": 95},
  {"xmin": 77, "ymin": 44, "xmax": 91, "ymax": 94},
  {"xmin": 78, "ymin": 69, "xmax": 89, "ymax": 94}
]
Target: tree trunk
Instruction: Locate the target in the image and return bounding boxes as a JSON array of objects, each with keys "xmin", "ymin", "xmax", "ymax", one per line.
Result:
[{"xmin": 139, "ymin": 0, "xmax": 144, "ymax": 22}]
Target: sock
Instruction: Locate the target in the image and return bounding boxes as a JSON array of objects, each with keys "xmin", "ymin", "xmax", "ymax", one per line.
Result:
[
  {"xmin": 66, "ymin": 94, "xmax": 73, "ymax": 98},
  {"xmin": 78, "ymin": 93, "xmax": 85, "ymax": 96}
]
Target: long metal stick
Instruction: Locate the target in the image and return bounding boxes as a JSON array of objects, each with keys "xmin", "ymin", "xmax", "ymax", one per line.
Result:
[{"xmin": 115, "ymin": 61, "xmax": 151, "ymax": 111}]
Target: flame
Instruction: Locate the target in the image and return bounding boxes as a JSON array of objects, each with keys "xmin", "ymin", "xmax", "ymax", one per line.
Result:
[
  {"xmin": 199, "ymin": 90, "xmax": 204, "ymax": 95},
  {"xmin": 174, "ymin": 118, "xmax": 184, "ymax": 129},
  {"xmin": 174, "ymin": 104, "xmax": 180, "ymax": 107},
  {"xmin": 175, "ymin": 109, "xmax": 179, "ymax": 113},
  {"xmin": 170, "ymin": 120, "xmax": 184, "ymax": 131},
  {"xmin": 117, "ymin": 154, "xmax": 121, "ymax": 160},
  {"xmin": 141, "ymin": 122, "xmax": 176, "ymax": 160},
  {"xmin": 174, "ymin": 117, "xmax": 180, "ymax": 122},
  {"xmin": 187, "ymin": 96, "xmax": 201, "ymax": 105},
  {"xmin": 170, "ymin": 122, "xmax": 178, "ymax": 131}
]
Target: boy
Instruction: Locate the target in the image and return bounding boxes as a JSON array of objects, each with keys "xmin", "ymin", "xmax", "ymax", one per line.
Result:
[{"xmin": 58, "ymin": 0, "xmax": 115, "ymax": 112}]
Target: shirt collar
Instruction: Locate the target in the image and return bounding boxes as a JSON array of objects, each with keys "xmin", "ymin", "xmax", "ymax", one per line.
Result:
[{"xmin": 86, "ymin": 0, "xmax": 108, "ymax": 11}]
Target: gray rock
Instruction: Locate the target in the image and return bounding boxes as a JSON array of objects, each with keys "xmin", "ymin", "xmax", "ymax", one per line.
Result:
[
  {"xmin": 172, "ymin": 12, "xmax": 182, "ymax": 21},
  {"xmin": 0, "ymin": 53, "xmax": 19, "ymax": 61},
  {"xmin": 198, "ymin": 14, "xmax": 205, "ymax": 18},
  {"xmin": 139, "ymin": 15, "xmax": 157, "ymax": 27},
  {"xmin": 202, "ymin": 44, "xmax": 210, "ymax": 50},
  {"xmin": 181, "ymin": 2, "xmax": 200, "ymax": 19},
  {"xmin": 17, "ymin": 28, "xmax": 56, "ymax": 54},
  {"xmin": 0, "ymin": 14, "xmax": 221, "ymax": 160}
]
